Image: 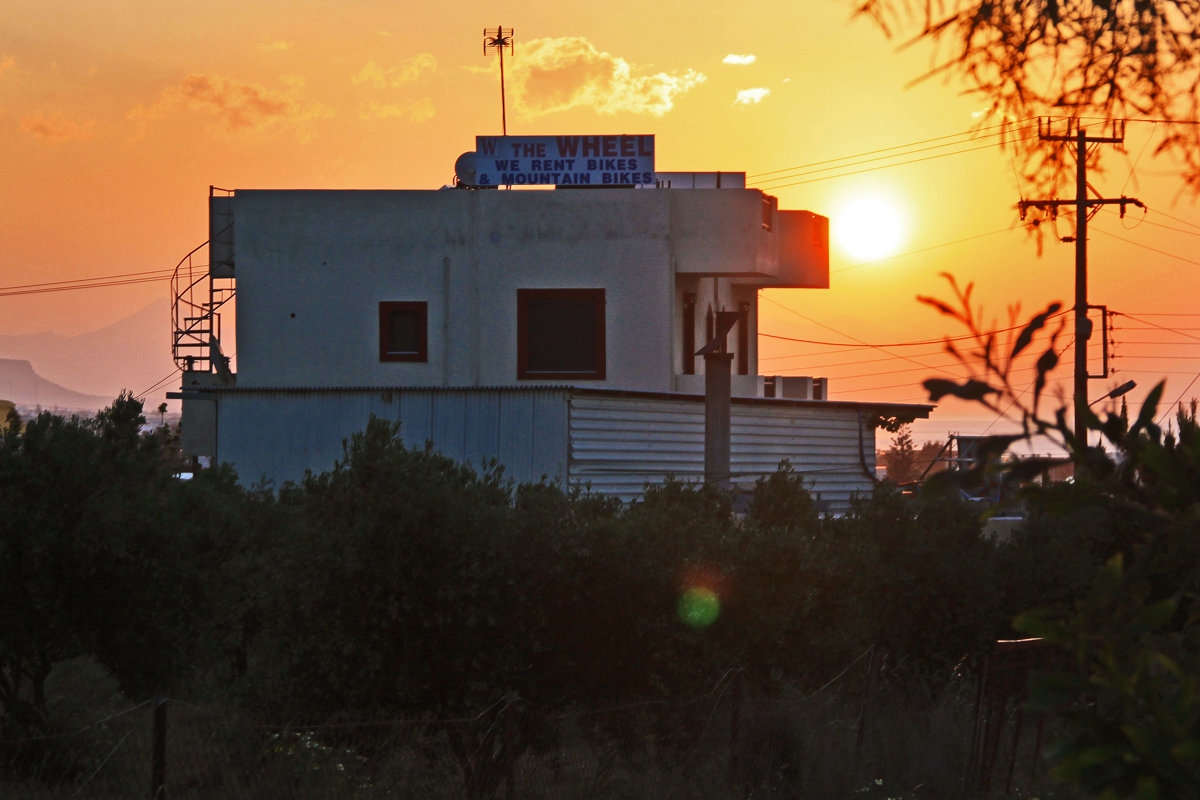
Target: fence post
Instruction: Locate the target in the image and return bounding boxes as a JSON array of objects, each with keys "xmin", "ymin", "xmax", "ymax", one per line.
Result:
[
  {"xmin": 151, "ymin": 698, "xmax": 167, "ymax": 799},
  {"xmin": 728, "ymin": 669, "xmax": 742, "ymax": 788}
]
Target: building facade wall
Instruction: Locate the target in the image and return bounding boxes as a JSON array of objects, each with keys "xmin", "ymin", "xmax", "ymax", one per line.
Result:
[
  {"xmin": 227, "ymin": 188, "xmax": 823, "ymax": 396},
  {"xmin": 211, "ymin": 386, "xmax": 573, "ymax": 487},
  {"xmin": 207, "ymin": 386, "xmax": 893, "ymax": 514}
]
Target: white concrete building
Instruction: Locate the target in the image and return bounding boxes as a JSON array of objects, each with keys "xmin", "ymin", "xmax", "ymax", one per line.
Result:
[{"xmin": 173, "ymin": 168, "xmax": 929, "ymax": 511}]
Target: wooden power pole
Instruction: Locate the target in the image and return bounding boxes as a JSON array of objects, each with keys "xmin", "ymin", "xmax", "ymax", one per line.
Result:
[{"xmin": 1018, "ymin": 119, "xmax": 1143, "ymax": 444}]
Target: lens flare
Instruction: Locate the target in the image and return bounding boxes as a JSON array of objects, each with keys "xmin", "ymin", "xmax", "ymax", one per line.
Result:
[{"xmin": 678, "ymin": 586, "xmax": 721, "ymax": 628}]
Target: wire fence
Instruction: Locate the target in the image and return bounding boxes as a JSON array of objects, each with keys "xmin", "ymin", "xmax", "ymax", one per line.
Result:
[{"xmin": 0, "ymin": 646, "xmax": 1055, "ymax": 800}]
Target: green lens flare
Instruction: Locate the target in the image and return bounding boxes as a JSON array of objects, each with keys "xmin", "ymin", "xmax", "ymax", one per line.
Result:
[{"xmin": 678, "ymin": 587, "xmax": 720, "ymax": 628}]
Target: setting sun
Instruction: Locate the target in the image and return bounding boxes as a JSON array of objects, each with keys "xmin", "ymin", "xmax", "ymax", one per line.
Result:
[{"xmin": 831, "ymin": 193, "xmax": 908, "ymax": 261}]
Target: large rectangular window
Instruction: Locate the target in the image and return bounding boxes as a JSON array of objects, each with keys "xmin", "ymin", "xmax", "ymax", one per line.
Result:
[
  {"xmin": 517, "ymin": 289, "xmax": 606, "ymax": 379},
  {"xmin": 379, "ymin": 301, "xmax": 428, "ymax": 362}
]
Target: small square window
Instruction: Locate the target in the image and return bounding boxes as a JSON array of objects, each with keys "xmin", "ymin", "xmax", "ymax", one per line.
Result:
[
  {"xmin": 518, "ymin": 289, "xmax": 605, "ymax": 379},
  {"xmin": 762, "ymin": 194, "xmax": 776, "ymax": 231},
  {"xmin": 379, "ymin": 301, "xmax": 427, "ymax": 362}
]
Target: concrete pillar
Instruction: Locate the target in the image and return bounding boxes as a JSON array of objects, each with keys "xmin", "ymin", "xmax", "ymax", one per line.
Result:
[{"xmin": 704, "ymin": 352, "xmax": 733, "ymax": 488}]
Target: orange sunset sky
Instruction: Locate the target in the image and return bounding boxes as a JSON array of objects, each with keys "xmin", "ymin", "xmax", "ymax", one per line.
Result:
[{"xmin": 3, "ymin": 0, "xmax": 1199, "ymax": 448}]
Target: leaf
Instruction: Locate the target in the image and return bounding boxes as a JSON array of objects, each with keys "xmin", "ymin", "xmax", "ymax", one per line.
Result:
[
  {"xmin": 1011, "ymin": 303, "xmax": 1063, "ymax": 361},
  {"xmin": 1032, "ymin": 345, "xmax": 1060, "ymax": 402},
  {"xmin": 1007, "ymin": 456, "xmax": 1069, "ymax": 481},
  {"xmin": 922, "ymin": 377, "xmax": 999, "ymax": 402},
  {"xmin": 917, "ymin": 295, "xmax": 959, "ymax": 318},
  {"xmin": 1140, "ymin": 598, "xmax": 1178, "ymax": 632},
  {"xmin": 1131, "ymin": 381, "xmax": 1166, "ymax": 436},
  {"xmin": 1170, "ymin": 738, "xmax": 1200, "ymax": 762},
  {"xmin": 974, "ymin": 434, "xmax": 1023, "ymax": 461},
  {"xmin": 1131, "ymin": 774, "xmax": 1162, "ymax": 800}
]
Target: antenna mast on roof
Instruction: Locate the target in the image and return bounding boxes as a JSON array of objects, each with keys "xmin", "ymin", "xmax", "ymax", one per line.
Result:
[{"xmin": 483, "ymin": 25, "xmax": 514, "ymax": 135}]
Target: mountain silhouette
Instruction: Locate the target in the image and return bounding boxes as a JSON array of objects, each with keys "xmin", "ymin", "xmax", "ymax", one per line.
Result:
[
  {"xmin": 0, "ymin": 358, "xmax": 111, "ymax": 412},
  {"xmin": 0, "ymin": 300, "xmax": 177, "ymax": 409}
]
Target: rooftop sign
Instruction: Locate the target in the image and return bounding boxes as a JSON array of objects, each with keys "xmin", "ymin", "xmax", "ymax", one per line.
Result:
[{"xmin": 474, "ymin": 135, "xmax": 655, "ymax": 187}]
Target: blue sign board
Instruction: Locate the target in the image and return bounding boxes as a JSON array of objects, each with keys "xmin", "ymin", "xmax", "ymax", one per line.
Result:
[{"xmin": 474, "ymin": 135, "xmax": 655, "ymax": 186}]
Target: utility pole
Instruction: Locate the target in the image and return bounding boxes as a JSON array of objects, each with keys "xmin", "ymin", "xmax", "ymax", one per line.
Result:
[
  {"xmin": 483, "ymin": 25, "xmax": 514, "ymax": 135},
  {"xmin": 1018, "ymin": 118, "xmax": 1143, "ymax": 444}
]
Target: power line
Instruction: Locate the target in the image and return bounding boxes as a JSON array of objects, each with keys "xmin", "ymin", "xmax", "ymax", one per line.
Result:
[
  {"xmin": 1118, "ymin": 312, "xmax": 1200, "ymax": 317},
  {"xmin": 1116, "ymin": 324, "xmax": 1200, "ymax": 331},
  {"xmin": 831, "ymin": 227, "xmax": 1016, "ymax": 275},
  {"xmin": 759, "ymin": 309, "xmax": 1067, "ymax": 349},
  {"xmin": 1092, "ymin": 225, "xmax": 1200, "ymax": 266},
  {"xmin": 1159, "ymin": 371, "xmax": 1200, "ymax": 425},
  {"xmin": 0, "ymin": 269, "xmax": 174, "ymax": 298},
  {"xmin": 759, "ymin": 293, "xmax": 948, "ymax": 375},
  {"xmin": 1149, "ymin": 208, "xmax": 1200, "ymax": 232},
  {"xmin": 753, "ymin": 134, "xmax": 1044, "ymax": 190},
  {"xmin": 137, "ymin": 368, "xmax": 183, "ymax": 401},
  {"xmin": 1108, "ymin": 338, "xmax": 1200, "ymax": 345},
  {"xmin": 749, "ymin": 121, "xmax": 1042, "ymax": 189},
  {"xmin": 1129, "ymin": 215, "xmax": 1200, "ymax": 238},
  {"xmin": 1115, "ymin": 312, "xmax": 1200, "ymax": 343},
  {"xmin": 747, "ymin": 115, "xmax": 1196, "ymax": 188},
  {"xmin": 745, "ymin": 120, "xmax": 1024, "ymax": 179},
  {"xmin": 0, "ymin": 268, "xmax": 173, "ymax": 292},
  {"xmin": 827, "ymin": 371, "xmax": 1075, "ymax": 397}
]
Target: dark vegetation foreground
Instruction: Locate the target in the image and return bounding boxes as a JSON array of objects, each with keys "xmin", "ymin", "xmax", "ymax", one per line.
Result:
[{"xmin": 2, "ymin": 340, "xmax": 1199, "ymax": 798}]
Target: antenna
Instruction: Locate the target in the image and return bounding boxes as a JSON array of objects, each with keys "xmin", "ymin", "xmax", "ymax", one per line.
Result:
[{"xmin": 483, "ymin": 25, "xmax": 514, "ymax": 135}]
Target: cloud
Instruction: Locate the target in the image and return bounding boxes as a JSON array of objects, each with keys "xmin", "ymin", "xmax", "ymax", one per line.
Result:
[
  {"xmin": 511, "ymin": 37, "xmax": 705, "ymax": 117},
  {"xmin": 735, "ymin": 88, "xmax": 770, "ymax": 106},
  {"xmin": 360, "ymin": 98, "xmax": 435, "ymax": 122},
  {"xmin": 260, "ymin": 40, "xmax": 291, "ymax": 52},
  {"xmin": 723, "ymin": 54, "xmax": 756, "ymax": 65},
  {"xmin": 128, "ymin": 73, "xmax": 330, "ymax": 137},
  {"xmin": 19, "ymin": 112, "xmax": 95, "ymax": 142},
  {"xmin": 0, "ymin": 56, "xmax": 13, "ymax": 77},
  {"xmin": 353, "ymin": 54, "xmax": 437, "ymax": 88}
]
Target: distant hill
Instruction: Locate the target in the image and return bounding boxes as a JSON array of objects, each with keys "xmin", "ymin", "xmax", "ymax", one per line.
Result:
[
  {"xmin": 0, "ymin": 359, "xmax": 112, "ymax": 413},
  {"xmin": 0, "ymin": 300, "xmax": 177, "ymax": 409}
]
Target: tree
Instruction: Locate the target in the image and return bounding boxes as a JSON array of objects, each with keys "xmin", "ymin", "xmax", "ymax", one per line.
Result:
[
  {"xmin": 0, "ymin": 394, "xmax": 246, "ymax": 747},
  {"xmin": 251, "ymin": 417, "xmax": 528, "ymax": 718},
  {"xmin": 918, "ymin": 276, "xmax": 1200, "ymax": 797},
  {"xmin": 854, "ymin": 0, "xmax": 1200, "ymax": 192},
  {"xmin": 883, "ymin": 425, "xmax": 919, "ymax": 484},
  {"xmin": 0, "ymin": 401, "xmax": 19, "ymax": 433}
]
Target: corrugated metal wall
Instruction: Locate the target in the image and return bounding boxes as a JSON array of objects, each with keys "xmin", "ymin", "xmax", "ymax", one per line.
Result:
[
  {"xmin": 215, "ymin": 387, "xmax": 571, "ymax": 487},
  {"xmin": 213, "ymin": 387, "xmax": 877, "ymax": 512},
  {"xmin": 568, "ymin": 393, "xmax": 876, "ymax": 510}
]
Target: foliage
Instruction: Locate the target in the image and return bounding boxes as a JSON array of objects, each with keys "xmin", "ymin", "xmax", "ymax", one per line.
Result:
[
  {"xmin": 4, "ymin": 397, "xmax": 1124, "ymax": 794},
  {"xmin": 0, "ymin": 392, "xmax": 260, "ymax": 778},
  {"xmin": 0, "ymin": 401, "xmax": 19, "ymax": 433},
  {"xmin": 246, "ymin": 423, "xmax": 1015, "ymax": 727},
  {"xmin": 883, "ymin": 426, "xmax": 919, "ymax": 484},
  {"xmin": 853, "ymin": 0, "xmax": 1200, "ymax": 193},
  {"xmin": 250, "ymin": 416, "xmax": 525, "ymax": 718},
  {"xmin": 838, "ymin": 483, "xmax": 1014, "ymax": 683},
  {"xmin": 918, "ymin": 275, "xmax": 1200, "ymax": 797}
]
